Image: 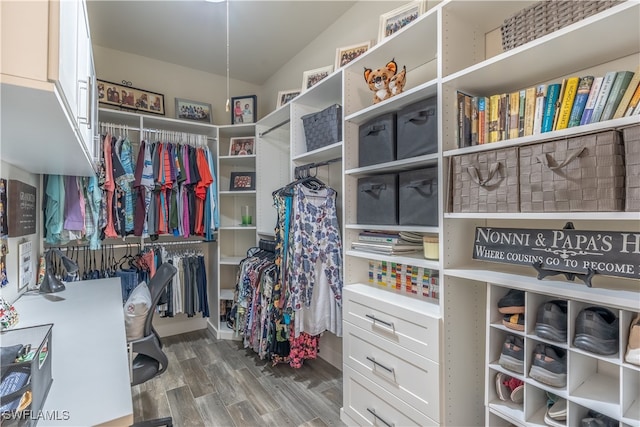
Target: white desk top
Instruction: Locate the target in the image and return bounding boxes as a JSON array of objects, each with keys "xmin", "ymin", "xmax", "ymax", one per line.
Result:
[{"xmin": 12, "ymin": 278, "xmax": 133, "ymax": 426}]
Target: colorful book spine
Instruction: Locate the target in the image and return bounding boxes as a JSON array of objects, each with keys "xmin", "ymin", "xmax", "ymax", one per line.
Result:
[
  {"xmin": 589, "ymin": 71, "xmax": 618, "ymax": 123},
  {"xmin": 601, "ymin": 70, "xmax": 635, "ymax": 121},
  {"xmin": 478, "ymin": 96, "xmax": 488, "ymax": 144},
  {"xmin": 533, "ymin": 84, "xmax": 547, "ymax": 134},
  {"xmin": 518, "ymin": 89, "xmax": 526, "ymax": 137},
  {"xmin": 580, "ymin": 76, "xmax": 604, "ymax": 125},
  {"xmin": 471, "ymin": 96, "xmax": 479, "ymax": 146},
  {"xmin": 508, "ymin": 91, "xmax": 520, "ymax": 139},
  {"xmin": 625, "ymin": 84, "xmax": 640, "ymax": 116},
  {"xmin": 552, "ymin": 79, "xmax": 567, "ymax": 131},
  {"xmin": 613, "ymin": 66, "xmax": 640, "ymax": 119},
  {"xmin": 555, "ymin": 76, "xmax": 580, "ymax": 130},
  {"xmin": 498, "ymin": 94, "xmax": 508, "ymax": 141},
  {"xmin": 541, "ymin": 83, "xmax": 561, "ymax": 132},
  {"xmin": 523, "ymin": 87, "xmax": 536, "ymax": 136},
  {"xmin": 488, "ymin": 94, "xmax": 500, "ymax": 143},
  {"xmin": 464, "ymin": 94, "xmax": 472, "ymax": 147},
  {"xmin": 568, "ymin": 76, "xmax": 594, "ymax": 127}
]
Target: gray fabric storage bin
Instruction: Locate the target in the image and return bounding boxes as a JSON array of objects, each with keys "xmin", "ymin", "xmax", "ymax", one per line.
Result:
[
  {"xmin": 357, "ymin": 174, "xmax": 398, "ymax": 225},
  {"xmin": 399, "ymin": 167, "xmax": 439, "ymax": 226},
  {"xmin": 359, "ymin": 113, "xmax": 396, "ymax": 167},
  {"xmin": 397, "ymin": 96, "xmax": 438, "ymax": 160}
]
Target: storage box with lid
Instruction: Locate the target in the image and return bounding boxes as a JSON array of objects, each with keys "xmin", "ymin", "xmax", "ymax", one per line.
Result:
[
  {"xmin": 358, "ymin": 113, "xmax": 396, "ymax": 167},
  {"xmin": 519, "ymin": 130, "xmax": 625, "ymax": 212},
  {"xmin": 357, "ymin": 174, "xmax": 397, "ymax": 225},
  {"xmin": 0, "ymin": 324, "xmax": 53, "ymax": 427},
  {"xmin": 451, "ymin": 147, "xmax": 519, "ymax": 213},
  {"xmin": 398, "ymin": 166, "xmax": 438, "ymax": 226},
  {"xmin": 301, "ymin": 104, "xmax": 342, "ymax": 152},
  {"xmin": 396, "ymin": 96, "xmax": 438, "ymax": 160}
]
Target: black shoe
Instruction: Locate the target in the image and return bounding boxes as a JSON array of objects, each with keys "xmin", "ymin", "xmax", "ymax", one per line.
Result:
[
  {"xmin": 503, "ymin": 313, "xmax": 525, "ymax": 331},
  {"xmin": 581, "ymin": 410, "xmax": 618, "ymax": 427},
  {"xmin": 498, "ymin": 289, "xmax": 525, "ymax": 314},
  {"xmin": 498, "ymin": 335, "xmax": 524, "ymax": 373},
  {"xmin": 535, "ymin": 300, "xmax": 568, "ymax": 342},
  {"xmin": 529, "ymin": 343, "xmax": 567, "ymax": 388},
  {"xmin": 574, "ymin": 306, "xmax": 619, "ymax": 355}
]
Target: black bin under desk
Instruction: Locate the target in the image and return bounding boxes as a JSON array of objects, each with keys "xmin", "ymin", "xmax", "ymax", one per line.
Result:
[
  {"xmin": 359, "ymin": 113, "xmax": 396, "ymax": 167},
  {"xmin": 357, "ymin": 174, "xmax": 398, "ymax": 225},
  {"xmin": 398, "ymin": 167, "xmax": 438, "ymax": 226},
  {"xmin": 396, "ymin": 96, "xmax": 438, "ymax": 160}
]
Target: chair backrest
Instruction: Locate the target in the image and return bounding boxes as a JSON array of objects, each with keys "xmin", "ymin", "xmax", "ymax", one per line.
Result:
[{"xmin": 143, "ymin": 262, "xmax": 177, "ymax": 337}]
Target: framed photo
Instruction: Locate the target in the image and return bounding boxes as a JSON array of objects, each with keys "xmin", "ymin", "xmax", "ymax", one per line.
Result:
[
  {"xmin": 229, "ymin": 137, "xmax": 255, "ymax": 156},
  {"xmin": 229, "ymin": 172, "xmax": 256, "ymax": 191},
  {"xmin": 231, "ymin": 95, "xmax": 257, "ymax": 125},
  {"xmin": 97, "ymin": 79, "xmax": 165, "ymax": 115},
  {"xmin": 175, "ymin": 98, "xmax": 213, "ymax": 123},
  {"xmin": 301, "ymin": 65, "xmax": 334, "ymax": 92},
  {"xmin": 378, "ymin": 1, "xmax": 426, "ymax": 42},
  {"xmin": 276, "ymin": 89, "xmax": 301, "ymax": 108},
  {"xmin": 335, "ymin": 41, "xmax": 372, "ymax": 69}
]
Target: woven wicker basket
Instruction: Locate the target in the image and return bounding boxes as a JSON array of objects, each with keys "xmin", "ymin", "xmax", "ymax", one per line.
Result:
[
  {"xmin": 451, "ymin": 147, "xmax": 520, "ymax": 213},
  {"xmin": 622, "ymin": 124, "xmax": 640, "ymax": 212},
  {"xmin": 501, "ymin": 0, "xmax": 623, "ymax": 52},
  {"xmin": 301, "ymin": 104, "xmax": 342, "ymax": 152},
  {"xmin": 519, "ymin": 130, "xmax": 625, "ymax": 212}
]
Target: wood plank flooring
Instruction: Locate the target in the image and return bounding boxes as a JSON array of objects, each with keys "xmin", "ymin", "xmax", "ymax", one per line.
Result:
[{"xmin": 132, "ymin": 330, "xmax": 345, "ymax": 427}]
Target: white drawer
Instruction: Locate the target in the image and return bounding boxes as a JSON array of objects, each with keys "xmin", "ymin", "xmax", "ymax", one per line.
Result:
[
  {"xmin": 343, "ymin": 285, "xmax": 440, "ymax": 361},
  {"xmin": 343, "ymin": 365, "xmax": 438, "ymax": 427},
  {"xmin": 344, "ymin": 322, "xmax": 440, "ymax": 422}
]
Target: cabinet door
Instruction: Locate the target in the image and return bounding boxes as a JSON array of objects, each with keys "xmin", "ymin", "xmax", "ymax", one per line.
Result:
[
  {"xmin": 75, "ymin": 0, "xmax": 95, "ymax": 161},
  {"xmin": 56, "ymin": 0, "xmax": 79, "ymax": 121}
]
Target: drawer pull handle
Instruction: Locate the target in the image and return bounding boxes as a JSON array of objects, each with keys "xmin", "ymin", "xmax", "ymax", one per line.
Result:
[
  {"xmin": 366, "ymin": 408, "xmax": 394, "ymax": 427},
  {"xmin": 365, "ymin": 314, "xmax": 394, "ymax": 329},
  {"xmin": 366, "ymin": 356, "xmax": 394, "ymax": 374}
]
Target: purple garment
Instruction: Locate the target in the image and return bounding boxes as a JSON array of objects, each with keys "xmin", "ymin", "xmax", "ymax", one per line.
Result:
[{"xmin": 63, "ymin": 176, "xmax": 84, "ymax": 231}]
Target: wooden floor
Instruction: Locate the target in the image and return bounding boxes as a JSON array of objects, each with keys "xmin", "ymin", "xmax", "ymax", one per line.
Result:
[{"xmin": 132, "ymin": 329, "xmax": 346, "ymax": 427}]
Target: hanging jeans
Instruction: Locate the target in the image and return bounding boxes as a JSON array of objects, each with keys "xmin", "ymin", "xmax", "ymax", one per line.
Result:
[{"xmin": 116, "ymin": 268, "xmax": 138, "ymax": 303}]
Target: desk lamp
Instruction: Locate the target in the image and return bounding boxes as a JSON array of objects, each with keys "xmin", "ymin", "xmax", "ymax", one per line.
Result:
[{"xmin": 40, "ymin": 248, "xmax": 78, "ymax": 293}]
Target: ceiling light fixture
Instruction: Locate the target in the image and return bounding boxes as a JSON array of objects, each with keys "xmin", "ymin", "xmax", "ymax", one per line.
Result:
[{"xmin": 225, "ymin": 0, "xmax": 230, "ymax": 113}]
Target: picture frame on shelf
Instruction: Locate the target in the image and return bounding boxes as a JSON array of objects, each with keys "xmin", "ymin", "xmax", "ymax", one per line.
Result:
[
  {"xmin": 175, "ymin": 98, "xmax": 213, "ymax": 123},
  {"xmin": 301, "ymin": 65, "xmax": 333, "ymax": 92},
  {"xmin": 229, "ymin": 172, "xmax": 256, "ymax": 191},
  {"xmin": 276, "ymin": 89, "xmax": 301, "ymax": 108},
  {"xmin": 97, "ymin": 79, "xmax": 165, "ymax": 115},
  {"xmin": 378, "ymin": 1, "xmax": 425, "ymax": 42},
  {"xmin": 231, "ymin": 95, "xmax": 257, "ymax": 125},
  {"xmin": 335, "ymin": 41, "xmax": 372, "ymax": 69},
  {"xmin": 229, "ymin": 137, "xmax": 255, "ymax": 156}
]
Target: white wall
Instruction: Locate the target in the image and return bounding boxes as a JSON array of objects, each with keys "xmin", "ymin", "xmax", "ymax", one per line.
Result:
[
  {"xmin": 93, "ymin": 45, "xmax": 261, "ymax": 125},
  {"xmin": 0, "ymin": 161, "xmax": 41, "ymax": 304}
]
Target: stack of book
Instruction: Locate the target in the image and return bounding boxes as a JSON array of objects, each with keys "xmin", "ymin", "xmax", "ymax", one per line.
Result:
[
  {"xmin": 352, "ymin": 231, "xmax": 422, "ymax": 255},
  {"xmin": 457, "ymin": 65, "xmax": 640, "ymax": 148}
]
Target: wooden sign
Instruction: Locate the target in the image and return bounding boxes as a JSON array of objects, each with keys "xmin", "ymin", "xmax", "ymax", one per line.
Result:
[
  {"xmin": 473, "ymin": 226, "xmax": 640, "ymax": 280},
  {"xmin": 8, "ymin": 180, "xmax": 37, "ymax": 237}
]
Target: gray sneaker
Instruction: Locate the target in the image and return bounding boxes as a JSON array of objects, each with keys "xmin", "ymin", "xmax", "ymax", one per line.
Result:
[
  {"xmin": 574, "ymin": 306, "xmax": 619, "ymax": 355},
  {"xmin": 529, "ymin": 343, "xmax": 567, "ymax": 388},
  {"xmin": 498, "ymin": 335, "xmax": 525, "ymax": 373},
  {"xmin": 535, "ymin": 300, "xmax": 568, "ymax": 342}
]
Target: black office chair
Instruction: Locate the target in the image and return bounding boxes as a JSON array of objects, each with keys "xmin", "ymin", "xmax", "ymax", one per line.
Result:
[{"xmin": 129, "ymin": 262, "xmax": 177, "ymax": 427}]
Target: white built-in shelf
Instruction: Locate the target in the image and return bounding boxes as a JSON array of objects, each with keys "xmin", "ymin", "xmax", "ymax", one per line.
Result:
[
  {"xmin": 217, "ymin": 321, "xmax": 238, "ymax": 340},
  {"xmin": 346, "ymin": 224, "xmax": 439, "ymax": 234},
  {"xmin": 220, "ymin": 289, "xmax": 235, "ymax": 300},
  {"xmin": 345, "ymin": 153, "xmax": 439, "ymax": 176},
  {"xmin": 347, "ymin": 283, "xmax": 441, "ymax": 317},
  {"xmin": 623, "ymin": 400, "xmax": 640, "ymax": 425},
  {"xmin": 443, "ymin": 115, "xmax": 640, "ymax": 157},
  {"xmin": 257, "ymin": 103, "xmax": 290, "ymax": 137},
  {"xmin": 99, "ymin": 108, "xmax": 143, "ymax": 128},
  {"xmin": 445, "ymin": 266, "xmax": 640, "ymax": 311},
  {"xmin": 344, "ymin": 79, "xmax": 438, "ymax": 125},
  {"xmin": 292, "ymin": 141, "xmax": 342, "ymax": 164},
  {"xmin": 218, "ymin": 123, "xmax": 256, "ymax": 138},
  {"xmin": 218, "ymin": 225, "xmax": 256, "ymax": 231},
  {"xmin": 219, "ymin": 256, "xmax": 244, "ymax": 265},
  {"xmin": 219, "ymin": 190, "xmax": 257, "ymax": 196},
  {"xmin": 218, "ymin": 154, "xmax": 256, "ymax": 167},
  {"xmin": 99, "ymin": 108, "xmax": 218, "ymax": 137},
  {"xmin": 445, "ymin": 211, "xmax": 640, "ymax": 221},
  {"xmin": 296, "ymin": 70, "xmax": 342, "ymax": 108},
  {"xmin": 346, "ymin": 249, "xmax": 440, "ymax": 270},
  {"xmin": 441, "ymin": 1, "xmax": 639, "ymax": 94}
]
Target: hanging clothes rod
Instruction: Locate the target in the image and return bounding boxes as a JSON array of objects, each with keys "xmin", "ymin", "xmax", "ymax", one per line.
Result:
[
  {"xmin": 50, "ymin": 239, "xmax": 209, "ymax": 251},
  {"xmin": 258, "ymin": 119, "xmax": 290, "ymax": 138},
  {"xmin": 294, "ymin": 157, "xmax": 341, "ymax": 178}
]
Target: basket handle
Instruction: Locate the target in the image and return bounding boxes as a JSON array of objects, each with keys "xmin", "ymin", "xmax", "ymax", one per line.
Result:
[
  {"xmin": 536, "ymin": 147, "xmax": 586, "ymax": 170},
  {"xmin": 366, "ymin": 124, "xmax": 386, "ymax": 135},
  {"xmin": 466, "ymin": 162, "xmax": 502, "ymax": 187},
  {"xmin": 404, "ymin": 109, "xmax": 435, "ymax": 124},
  {"xmin": 360, "ymin": 183, "xmax": 387, "ymax": 192}
]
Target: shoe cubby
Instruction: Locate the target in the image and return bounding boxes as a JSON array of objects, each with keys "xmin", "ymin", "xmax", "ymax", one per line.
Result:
[{"xmin": 487, "ymin": 283, "xmax": 639, "ymax": 426}]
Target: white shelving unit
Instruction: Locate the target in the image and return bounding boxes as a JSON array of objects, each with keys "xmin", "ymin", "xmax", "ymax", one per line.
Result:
[
  {"xmin": 335, "ymin": 0, "xmax": 640, "ymax": 426},
  {"xmin": 214, "ymin": 124, "xmax": 257, "ymax": 340}
]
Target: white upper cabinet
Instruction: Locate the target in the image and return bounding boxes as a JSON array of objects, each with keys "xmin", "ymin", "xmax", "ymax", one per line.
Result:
[{"xmin": 0, "ymin": 0, "xmax": 97, "ymax": 176}]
